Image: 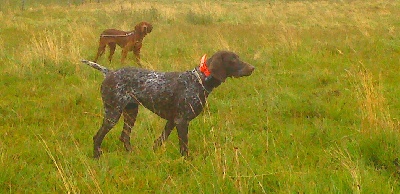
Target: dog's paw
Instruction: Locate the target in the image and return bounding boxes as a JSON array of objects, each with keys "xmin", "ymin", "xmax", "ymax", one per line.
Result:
[{"xmin": 93, "ymin": 148, "xmax": 103, "ymax": 159}]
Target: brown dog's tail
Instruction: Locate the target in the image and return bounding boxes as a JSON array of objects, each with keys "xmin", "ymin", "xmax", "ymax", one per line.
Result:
[{"xmin": 81, "ymin": 60, "xmax": 110, "ymax": 76}]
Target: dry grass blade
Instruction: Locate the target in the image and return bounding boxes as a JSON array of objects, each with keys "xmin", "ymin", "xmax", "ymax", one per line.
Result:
[{"xmin": 36, "ymin": 134, "xmax": 77, "ymax": 194}]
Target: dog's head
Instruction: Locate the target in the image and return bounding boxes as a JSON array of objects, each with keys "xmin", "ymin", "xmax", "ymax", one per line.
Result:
[
  {"xmin": 206, "ymin": 51, "xmax": 255, "ymax": 82},
  {"xmin": 135, "ymin": 21, "xmax": 153, "ymax": 35}
]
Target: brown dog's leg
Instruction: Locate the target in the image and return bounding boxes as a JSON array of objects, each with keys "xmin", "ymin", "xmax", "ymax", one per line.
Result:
[
  {"xmin": 176, "ymin": 121, "xmax": 189, "ymax": 157},
  {"xmin": 133, "ymin": 50, "xmax": 141, "ymax": 66},
  {"xmin": 95, "ymin": 42, "xmax": 107, "ymax": 62},
  {"xmin": 121, "ymin": 47, "xmax": 129, "ymax": 63},
  {"xmin": 153, "ymin": 120, "xmax": 176, "ymax": 151},
  {"xmin": 134, "ymin": 42, "xmax": 142, "ymax": 66},
  {"xmin": 93, "ymin": 106, "xmax": 122, "ymax": 158},
  {"xmin": 107, "ymin": 43, "xmax": 116, "ymax": 63},
  {"xmin": 119, "ymin": 104, "xmax": 139, "ymax": 152}
]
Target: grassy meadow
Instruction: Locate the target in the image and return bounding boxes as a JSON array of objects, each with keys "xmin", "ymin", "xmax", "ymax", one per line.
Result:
[{"xmin": 1, "ymin": 0, "xmax": 400, "ymax": 193}]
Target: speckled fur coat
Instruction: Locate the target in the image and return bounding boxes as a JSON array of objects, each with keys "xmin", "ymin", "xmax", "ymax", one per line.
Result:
[
  {"xmin": 102, "ymin": 67, "xmax": 210, "ymax": 122},
  {"xmin": 82, "ymin": 51, "xmax": 255, "ymax": 158}
]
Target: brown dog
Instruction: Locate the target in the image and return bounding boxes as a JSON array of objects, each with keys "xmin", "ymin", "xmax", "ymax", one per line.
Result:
[{"xmin": 94, "ymin": 21, "xmax": 153, "ymax": 65}]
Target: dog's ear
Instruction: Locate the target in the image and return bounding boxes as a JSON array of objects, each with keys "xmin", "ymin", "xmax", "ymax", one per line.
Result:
[
  {"xmin": 135, "ymin": 22, "xmax": 142, "ymax": 32},
  {"xmin": 146, "ymin": 23, "xmax": 153, "ymax": 33},
  {"xmin": 208, "ymin": 53, "xmax": 227, "ymax": 82}
]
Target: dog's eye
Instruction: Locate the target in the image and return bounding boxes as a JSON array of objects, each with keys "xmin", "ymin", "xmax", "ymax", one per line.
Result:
[{"xmin": 230, "ymin": 57, "xmax": 239, "ymax": 64}]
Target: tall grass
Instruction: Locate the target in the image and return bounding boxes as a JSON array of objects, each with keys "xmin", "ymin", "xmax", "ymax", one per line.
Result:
[
  {"xmin": 0, "ymin": 0, "xmax": 399, "ymax": 193},
  {"xmin": 347, "ymin": 64, "xmax": 395, "ymax": 134}
]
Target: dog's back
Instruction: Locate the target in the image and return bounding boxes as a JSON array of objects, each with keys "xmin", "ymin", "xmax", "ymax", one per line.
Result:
[
  {"xmin": 99, "ymin": 29, "xmax": 132, "ymax": 47},
  {"xmin": 101, "ymin": 67, "xmax": 205, "ymax": 121},
  {"xmin": 100, "ymin": 29, "xmax": 127, "ymax": 36}
]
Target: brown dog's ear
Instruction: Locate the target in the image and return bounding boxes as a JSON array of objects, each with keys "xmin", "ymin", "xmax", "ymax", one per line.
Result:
[
  {"xmin": 135, "ymin": 22, "xmax": 143, "ymax": 32},
  {"xmin": 208, "ymin": 54, "xmax": 227, "ymax": 82},
  {"xmin": 146, "ymin": 24, "xmax": 153, "ymax": 33}
]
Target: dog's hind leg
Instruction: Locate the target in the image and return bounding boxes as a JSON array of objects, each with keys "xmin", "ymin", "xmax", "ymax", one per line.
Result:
[
  {"xmin": 93, "ymin": 104, "xmax": 122, "ymax": 158},
  {"xmin": 95, "ymin": 41, "xmax": 107, "ymax": 62},
  {"xmin": 119, "ymin": 103, "xmax": 139, "ymax": 152},
  {"xmin": 107, "ymin": 42, "xmax": 116, "ymax": 63}
]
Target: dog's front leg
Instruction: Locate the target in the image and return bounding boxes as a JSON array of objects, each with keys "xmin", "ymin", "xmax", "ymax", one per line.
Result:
[
  {"xmin": 133, "ymin": 42, "xmax": 142, "ymax": 66},
  {"xmin": 133, "ymin": 50, "xmax": 141, "ymax": 66},
  {"xmin": 176, "ymin": 121, "xmax": 189, "ymax": 157},
  {"xmin": 153, "ymin": 120, "xmax": 175, "ymax": 151},
  {"xmin": 121, "ymin": 47, "xmax": 129, "ymax": 63}
]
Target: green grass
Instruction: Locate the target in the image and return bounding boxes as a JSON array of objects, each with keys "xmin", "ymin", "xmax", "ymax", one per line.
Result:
[{"xmin": 1, "ymin": 0, "xmax": 400, "ymax": 193}]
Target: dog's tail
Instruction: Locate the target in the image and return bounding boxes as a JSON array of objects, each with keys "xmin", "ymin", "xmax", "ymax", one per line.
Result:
[{"xmin": 81, "ymin": 60, "xmax": 110, "ymax": 76}]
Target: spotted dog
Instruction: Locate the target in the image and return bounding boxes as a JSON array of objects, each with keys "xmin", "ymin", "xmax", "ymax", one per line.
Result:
[{"xmin": 82, "ymin": 51, "xmax": 255, "ymax": 158}]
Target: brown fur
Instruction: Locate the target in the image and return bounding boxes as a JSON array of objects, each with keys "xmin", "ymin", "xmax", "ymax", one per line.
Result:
[{"xmin": 94, "ymin": 21, "xmax": 153, "ymax": 65}]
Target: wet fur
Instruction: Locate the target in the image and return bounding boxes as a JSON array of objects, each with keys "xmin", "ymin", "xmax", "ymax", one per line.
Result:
[{"xmin": 82, "ymin": 51, "xmax": 255, "ymax": 158}]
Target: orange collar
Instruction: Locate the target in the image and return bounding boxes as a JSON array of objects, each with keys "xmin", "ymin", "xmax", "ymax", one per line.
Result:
[{"xmin": 199, "ymin": 54, "xmax": 211, "ymax": 77}]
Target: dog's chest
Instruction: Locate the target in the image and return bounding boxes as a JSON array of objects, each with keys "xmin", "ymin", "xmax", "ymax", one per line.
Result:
[{"xmin": 176, "ymin": 73, "xmax": 208, "ymax": 120}]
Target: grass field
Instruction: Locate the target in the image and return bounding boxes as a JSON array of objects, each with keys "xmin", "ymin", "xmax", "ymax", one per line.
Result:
[{"xmin": 1, "ymin": 0, "xmax": 400, "ymax": 193}]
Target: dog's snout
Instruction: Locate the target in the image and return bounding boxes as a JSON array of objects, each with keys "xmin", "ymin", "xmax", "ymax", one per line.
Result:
[
  {"xmin": 246, "ymin": 65, "xmax": 255, "ymax": 75},
  {"xmin": 249, "ymin": 65, "xmax": 255, "ymax": 73},
  {"xmin": 238, "ymin": 63, "xmax": 255, "ymax": 77}
]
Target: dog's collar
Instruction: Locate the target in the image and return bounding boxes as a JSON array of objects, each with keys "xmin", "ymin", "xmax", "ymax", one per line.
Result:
[
  {"xmin": 192, "ymin": 69, "xmax": 211, "ymax": 94},
  {"xmin": 192, "ymin": 68, "xmax": 222, "ymax": 95},
  {"xmin": 199, "ymin": 54, "xmax": 211, "ymax": 77},
  {"xmin": 191, "ymin": 54, "xmax": 223, "ymax": 94},
  {"xmin": 126, "ymin": 31, "xmax": 135, "ymax": 36},
  {"xmin": 100, "ymin": 31, "xmax": 134, "ymax": 37}
]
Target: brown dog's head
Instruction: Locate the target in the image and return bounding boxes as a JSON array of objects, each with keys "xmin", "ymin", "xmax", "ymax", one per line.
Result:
[
  {"xmin": 135, "ymin": 21, "xmax": 153, "ymax": 35},
  {"xmin": 206, "ymin": 51, "xmax": 255, "ymax": 82}
]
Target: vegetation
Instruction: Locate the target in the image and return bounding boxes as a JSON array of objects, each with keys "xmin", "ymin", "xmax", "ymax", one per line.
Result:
[{"xmin": 0, "ymin": 0, "xmax": 399, "ymax": 193}]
